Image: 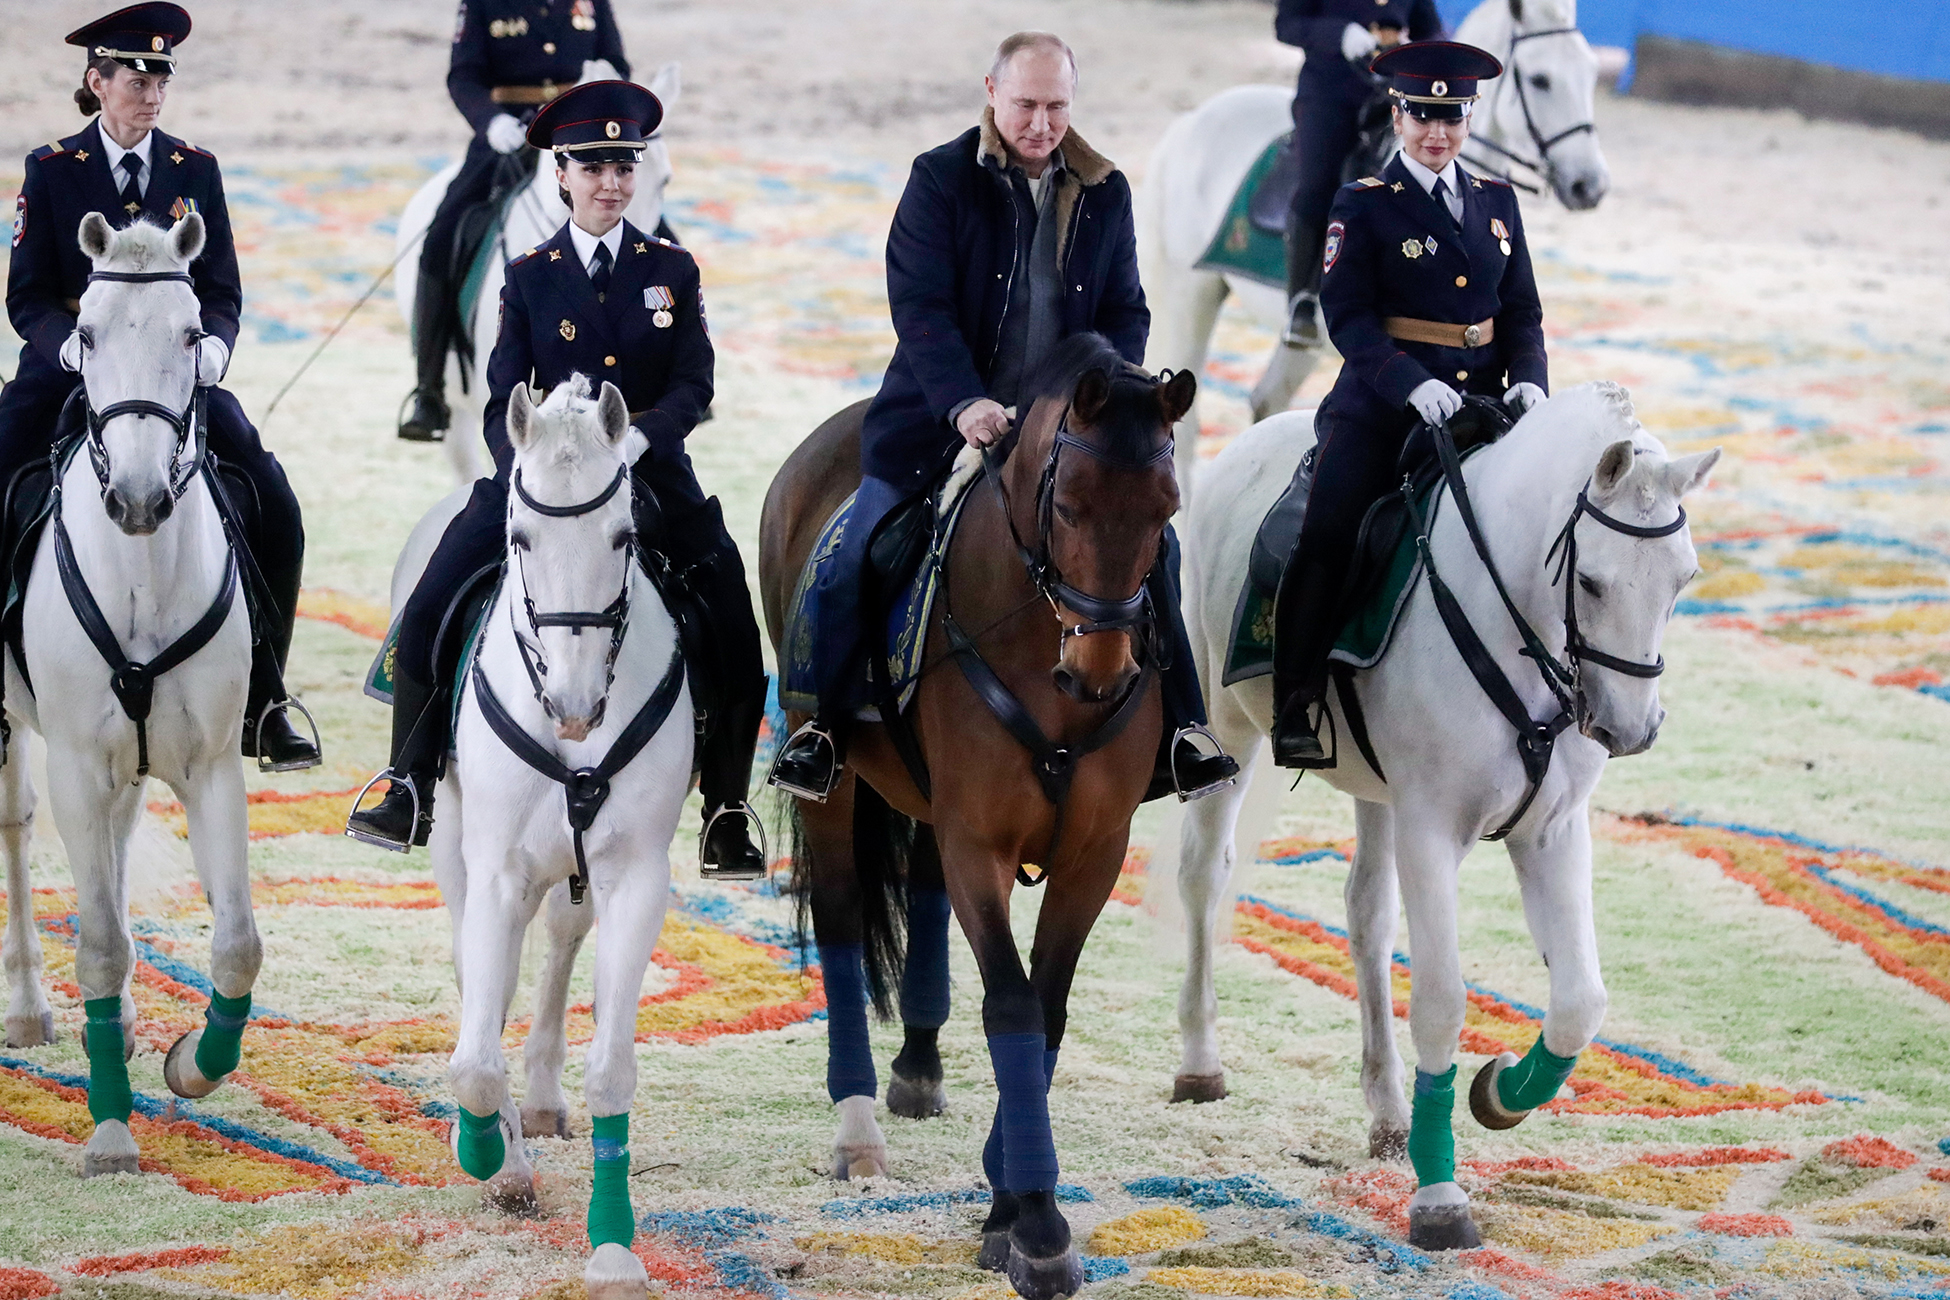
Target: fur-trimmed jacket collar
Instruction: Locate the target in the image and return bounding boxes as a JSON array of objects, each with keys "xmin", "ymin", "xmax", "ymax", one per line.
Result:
[{"xmin": 976, "ymin": 107, "xmax": 1115, "ymax": 261}]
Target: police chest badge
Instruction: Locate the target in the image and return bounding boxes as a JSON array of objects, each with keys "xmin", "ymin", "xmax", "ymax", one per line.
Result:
[
  {"xmin": 559, "ymin": 319, "xmax": 576, "ymax": 341},
  {"xmin": 1490, "ymin": 217, "xmax": 1511, "ymax": 256},
  {"xmin": 1401, "ymin": 239, "xmax": 1421, "ymax": 260},
  {"xmin": 645, "ymin": 285, "xmax": 674, "ymax": 329},
  {"xmin": 1322, "ymin": 221, "xmax": 1345, "ymax": 273}
]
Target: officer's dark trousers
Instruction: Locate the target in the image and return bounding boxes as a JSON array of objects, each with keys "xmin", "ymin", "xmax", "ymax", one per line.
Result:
[
  {"xmin": 0, "ymin": 352, "xmax": 305, "ymax": 719},
  {"xmin": 393, "ymin": 449, "xmax": 767, "ymax": 814},
  {"xmin": 1285, "ymin": 94, "xmax": 1362, "ymax": 300},
  {"xmin": 414, "ymin": 139, "xmax": 526, "ymax": 391}
]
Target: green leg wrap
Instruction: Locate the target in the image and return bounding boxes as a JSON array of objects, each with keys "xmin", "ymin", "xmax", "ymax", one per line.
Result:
[
  {"xmin": 83, "ymin": 996, "xmax": 133, "ymax": 1124},
  {"xmin": 1497, "ymin": 1035, "xmax": 1579, "ymax": 1113},
  {"xmin": 455, "ymin": 1105, "xmax": 505, "ymax": 1180},
  {"xmin": 1407, "ymin": 1065, "xmax": 1458, "ymax": 1188},
  {"xmin": 194, "ymin": 990, "xmax": 251, "ymax": 1081},
  {"xmin": 588, "ymin": 1112, "xmax": 635, "ymax": 1248}
]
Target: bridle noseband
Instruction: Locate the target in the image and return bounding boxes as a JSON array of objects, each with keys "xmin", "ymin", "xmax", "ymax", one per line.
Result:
[
  {"xmin": 507, "ymin": 463, "xmax": 634, "ymax": 726},
  {"xmin": 1546, "ymin": 484, "xmax": 1687, "ymax": 682},
  {"xmin": 76, "ymin": 269, "xmax": 210, "ymax": 502},
  {"xmin": 1462, "ymin": 26, "xmax": 1596, "ymax": 195}
]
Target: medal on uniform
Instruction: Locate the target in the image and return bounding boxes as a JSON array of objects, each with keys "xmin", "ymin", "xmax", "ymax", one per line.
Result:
[
  {"xmin": 168, "ymin": 197, "xmax": 198, "ymax": 221},
  {"xmin": 1425, "ymin": 236, "xmax": 1438, "ymax": 257},
  {"xmin": 1490, "ymin": 217, "xmax": 1511, "ymax": 256},
  {"xmin": 1401, "ymin": 239, "xmax": 1422, "ymax": 260},
  {"xmin": 571, "ymin": 0, "xmax": 598, "ymax": 30},
  {"xmin": 645, "ymin": 285, "xmax": 675, "ymax": 328},
  {"xmin": 559, "ymin": 319, "xmax": 576, "ymax": 341}
]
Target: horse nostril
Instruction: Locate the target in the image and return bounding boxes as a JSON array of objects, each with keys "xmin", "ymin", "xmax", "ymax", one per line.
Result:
[
  {"xmin": 104, "ymin": 489, "xmax": 125, "ymax": 521},
  {"xmin": 153, "ymin": 494, "xmax": 173, "ymax": 523},
  {"xmin": 1051, "ymin": 666, "xmax": 1081, "ymax": 701}
]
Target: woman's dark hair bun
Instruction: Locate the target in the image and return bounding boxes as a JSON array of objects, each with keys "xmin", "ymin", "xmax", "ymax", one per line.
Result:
[{"xmin": 75, "ymin": 57, "xmax": 119, "ymax": 117}]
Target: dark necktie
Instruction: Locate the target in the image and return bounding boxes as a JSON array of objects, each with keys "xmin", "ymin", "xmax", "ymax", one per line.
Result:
[
  {"xmin": 118, "ymin": 154, "xmax": 143, "ymax": 215},
  {"xmin": 1433, "ymin": 176, "xmax": 1460, "ymax": 229},
  {"xmin": 590, "ymin": 242, "xmax": 613, "ymax": 300}
]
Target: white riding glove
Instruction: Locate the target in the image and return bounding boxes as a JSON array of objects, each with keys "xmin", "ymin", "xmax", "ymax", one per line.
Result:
[
  {"xmin": 195, "ymin": 335, "xmax": 230, "ymax": 385},
  {"xmin": 486, "ymin": 113, "xmax": 527, "ymax": 155},
  {"xmin": 1341, "ymin": 22, "xmax": 1379, "ymax": 62},
  {"xmin": 1408, "ymin": 379, "xmax": 1464, "ymax": 426},
  {"xmin": 59, "ymin": 329, "xmax": 84, "ymax": 372},
  {"xmin": 1504, "ymin": 382, "xmax": 1546, "ymax": 416}
]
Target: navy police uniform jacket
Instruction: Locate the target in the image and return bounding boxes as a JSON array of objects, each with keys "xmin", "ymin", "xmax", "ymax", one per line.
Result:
[
  {"xmin": 1318, "ymin": 154, "xmax": 1546, "ymax": 428},
  {"xmin": 1277, "ymin": 0, "xmax": 1443, "ymax": 103},
  {"xmin": 860, "ymin": 116, "xmax": 1147, "ymax": 492},
  {"xmin": 483, "ymin": 218, "xmax": 711, "ymax": 477},
  {"xmin": 449, "ymin": 0, "xmax": 630, "ymax": 137},
  {"xmin": 8, "ymin": 121, "xmax": 241, "ymax": 375}
]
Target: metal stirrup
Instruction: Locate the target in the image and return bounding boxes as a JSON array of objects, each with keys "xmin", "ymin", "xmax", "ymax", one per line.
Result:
[
  {"xmin": 765, "ymin": 721, "xmax": 841, "ymax": 803},
  {"xmin": 254, "ymin": 696, "xmax": 323, "ymax": 772},
  {"xmin": 344, "ymin": 769, "xmax": 421, "ymax": 854},
  {"xmin": 1170, "ymin": 724, "xmax": 1238, "ymax": 803},
  {"xmin": 698, "ymin": 801, "xmax": 770, "ymax": 876}
]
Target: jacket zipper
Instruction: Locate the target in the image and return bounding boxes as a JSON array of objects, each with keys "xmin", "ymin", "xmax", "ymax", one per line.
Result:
[{"xmin": 985, "ymin": 174, "xmax": 1021, "ymax": 371}]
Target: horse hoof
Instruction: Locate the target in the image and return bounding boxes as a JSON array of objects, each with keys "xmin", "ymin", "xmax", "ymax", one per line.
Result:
[
  {"xmin": 1368, "ymin": 1122, "xmax": 1409, "ymax": 1161},
  {"xmin": 1407, "ymin": 1202, "xmax": 1482, "ymax": 1251},
  {"xmin": 1005, "ymin": 1244, "xmax": 1083, "ymax": 1300},
  {"xmin": 4, "ymin": 1011, "xmax": 55, "ymax": 1048},
  {"xmin": 1172, "ymin": 1072, "xmax": 1227, "ymax": 1104},
  {"xmin": 483, "ymin": 1171, "xmax": 540, "ymax": 1217},
  {"xmin": 1469, "ymin": 1052, "xmax": 1529, "ymax": 1131},
  {"xmin": 836, "ymin": 1150, "xmax": 886, "ymax": 1180},
  {"xmin": 886, "ymin": 1070, "xmax": 946, "ymax": 1119},
  {"xmin": 82, "ymin": 1120, "xmax": 140, "ymax": 1179},
  {"xmin": 81, "ymin": 1149, "xmax": 141, "ymax": 1178},
  {"xmin": 977, "ymin": 1230, "xmax": 1011, "ymax": 1273},
  {"xmin": 521, "ymin": 1105, "xmax": 573, "ymax": 1139},
  {"xmin": 163, "ymin": 1029, "xmax": 222, "ymax": 1099},
  {"xmin": 585, "ymin": 1240, "xmax": 650, "ymax": 1300}
]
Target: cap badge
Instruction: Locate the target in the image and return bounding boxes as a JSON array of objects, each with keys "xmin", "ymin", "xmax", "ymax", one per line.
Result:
[
  {"xmin": 605, "ymin": 121, "xmax": 621, "ymax": 139},
  {"xmin": 1432, "ymin": 79, "xmax": 1448, "ymax": 97},
  {"xmin": 1401, "ymin": 239, "xmax": 1422, "ymax": 260},
  {"xmin": 559, "ymin": 319, "xmax": 576, "ymax": 341},
  {"xmin": 151, "ymin": 36, "xmax": 165, "ymax": 52}
]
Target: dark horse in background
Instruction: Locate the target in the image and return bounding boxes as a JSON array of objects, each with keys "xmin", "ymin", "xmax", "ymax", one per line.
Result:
[{"xmin": 759, "ymin": 336, "xmax": 1194, "ymax": 1300}]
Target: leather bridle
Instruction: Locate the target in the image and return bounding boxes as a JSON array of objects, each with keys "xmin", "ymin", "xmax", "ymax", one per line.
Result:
[
  {"xmin": 76, "ymin": 269, "xmax": 210, "ymax": 502},
  {"xmin": 1462, "ymin": 25, "xmax": 1595, "ymax": 196},
  {"xmin": 505, "ymin": 463, "xmax": 633, "ymax": 728}
]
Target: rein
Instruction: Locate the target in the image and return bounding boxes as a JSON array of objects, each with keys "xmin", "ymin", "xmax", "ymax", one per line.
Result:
[
  {"xmin": 943, "ymin": 402, "xmax": 1171, "ymax": 884},
  {"xmin": 1405, "ymin": 417, "xmax": 1681, "ymax": 840},
  {"xmin": 1460, "ymin": 25, "xmax": 1594, "ymax": 196},
  {"xmin": 479, "ymin": 460, "xmax": 684, "ymax": 905}
]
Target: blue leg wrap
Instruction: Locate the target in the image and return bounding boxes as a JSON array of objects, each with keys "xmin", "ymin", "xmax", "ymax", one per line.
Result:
[
  {"xmin": 989, "ymin": 1032, "xmax": 1059, "ymax": 1194},
  {"xmin": 820, "ymin": 943, "xmax": 877, "ymax": 1103},
  {"xmin": 899, "ymin": 888, "xmax": 952, "ymax": 1029}
]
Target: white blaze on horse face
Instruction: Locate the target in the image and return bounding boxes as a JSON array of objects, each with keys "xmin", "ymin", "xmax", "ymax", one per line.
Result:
[
  {"xmin": 510, "ymin": 380, "xmax": 639, "ymax": 742},
  {"xmin": 76, "ymin": 216, "xmax": 205, "ymax": 534}
]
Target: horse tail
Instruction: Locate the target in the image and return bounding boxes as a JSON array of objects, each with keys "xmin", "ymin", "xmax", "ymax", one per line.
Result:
[{"xmin": 785, "ymin": 781, "xmax": 912, "ymax": 1021}]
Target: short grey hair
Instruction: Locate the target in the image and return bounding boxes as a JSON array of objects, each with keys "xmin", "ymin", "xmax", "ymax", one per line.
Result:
[{"xmin": 989, "ymin": 32, "xmax": 1078, "ymax": 88}]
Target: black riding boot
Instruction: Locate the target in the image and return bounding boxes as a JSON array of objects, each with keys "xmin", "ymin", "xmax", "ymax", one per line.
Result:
[
  {"xmin": 698, "ymin": 684, "xmax": 769, "ymax": 880},
  {"xmin": 1144, "ymin": 538, "xmax": 1239, "ymax": 800},
  {"xmin": 228, "ymin": 485, "xmax": 320, "ymax": 771},
  {"xmin": 1283, "ymin": 216, "xmax": 1325, "ymax": 348},
  {"xmin": 346, "ymin": 668, "xmax": 444, "ymax": 851},
  {"xmin": 399, "ymin": 268, "xmax": 452, "ymax": 442},
  {"xmin": 1270, "ymin": 555, "xmax": 1341, "ymax": 768}
]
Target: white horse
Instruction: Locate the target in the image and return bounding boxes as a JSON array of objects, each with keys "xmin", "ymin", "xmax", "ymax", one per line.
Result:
[
  {"xmin": 0, "ymin": 215, "xmax": 258, "ymax": 1174},
  {"xmin": 1139, "ymin": 0, "xmax": 1610, "ymax": 504},
  {"xmin": 1167, "ymin": 384, "xmax": 1716, "ymax": 1248},
  {"xmin": 421, "ymin": 377, "xmax": 690, "ymax": 1300},
  {"xmin": 394, "ymin": 61, "xmax": 680, "ymax": 482}
]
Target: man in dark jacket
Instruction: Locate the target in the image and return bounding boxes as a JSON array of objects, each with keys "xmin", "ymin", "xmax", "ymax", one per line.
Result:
[{"xmin": 767, "ymin": 32, "xmax": 1236, "ymax": 802}]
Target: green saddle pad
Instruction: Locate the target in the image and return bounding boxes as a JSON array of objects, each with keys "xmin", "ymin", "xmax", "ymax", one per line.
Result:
[{"xmin": 1194, "ymin": 133, "xmax": 1291, "ymax": 289}]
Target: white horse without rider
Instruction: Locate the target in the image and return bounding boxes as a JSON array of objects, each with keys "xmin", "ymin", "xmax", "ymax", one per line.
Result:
[
  {"xmin": 394, "ymin": 61, "xmax": 680, "ymax": 483},
  {"xmin": 0, "ymin": 214, "xmax": 260, "ymax": 1175},
  {"xmin": 417, "ymin": 377, "xmax": 691, "ymax": 1300},
  {"xmin": 1139, "ymin": 0, "xmax": 1610, "ymax": 504},
  {"xmin": 1166, "ymin": 384, "xmax": 1717, "ymax": 1248}
]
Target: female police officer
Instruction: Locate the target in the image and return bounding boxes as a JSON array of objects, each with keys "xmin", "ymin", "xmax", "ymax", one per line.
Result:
[
  {"xmin": 0, "ymin": 2, "xmax": 317, "ymax": 769},
  {"xmin": 1269, "ymin": 41, "xmax": 1549, "ymax": 766},
  {"xmin": 349, "ymin": 80, "xmax": 769, "ymax": 880}
]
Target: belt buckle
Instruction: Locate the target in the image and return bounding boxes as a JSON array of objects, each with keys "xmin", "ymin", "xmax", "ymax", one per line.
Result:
[{"xmin": 1461, "ymin": 323, "xmax": 1483, "ymax": 348}]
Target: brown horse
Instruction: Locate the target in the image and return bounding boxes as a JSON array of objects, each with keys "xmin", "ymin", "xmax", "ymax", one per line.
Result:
[{"xmin": 758, "ymin": 335, "xmax": 1194, "ymax": 1300}]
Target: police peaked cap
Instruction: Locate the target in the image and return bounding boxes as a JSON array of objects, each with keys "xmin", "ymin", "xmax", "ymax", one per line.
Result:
[
  {"xmin": 528, "ymin": 81, "xmax": 663, "ymax": 162},
  {"xmin": 1373, "ymin": 40, "xmax": 1504, "ymax": 119},
  {"xmin": 66, "ymin": 3, "xmax": 192, "ymax": 74}
]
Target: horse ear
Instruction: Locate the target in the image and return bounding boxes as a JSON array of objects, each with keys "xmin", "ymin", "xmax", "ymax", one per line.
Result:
[
  {"xmin": 1158, "ymin": 368, "xmax": 1197, "ymax": 427},
  {"xmin": 1073, "ymin": 367, "xmax": 1112, "ymax": 424},
  {"xmin": 78, "ymin": 212, "xmax": 113, "ymax": 261},
  {"xmin": 1664, "ymin": 447, "xmax": 1721, "ymax": 498},
  {"xmin": 646, "ymin": 61, "xmax": 681, "ymax": 110},
  {"xmin": 171, "ymin": 211, "xmax": 206, "ymax": 264},
  {"xmin": 595, "ymin": 381, "xmax": 630, "ymax": 446},
  {"xmin": 507, "ymin": 382, "xmax": 537, "ymax": 452},
  {"xmin": 1592, "ymin": 438, "xmax": 1635, "ymax": 496}
]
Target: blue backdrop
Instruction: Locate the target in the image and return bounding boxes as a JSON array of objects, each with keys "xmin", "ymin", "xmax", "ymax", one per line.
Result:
[{"xmin": 1432, "ymin": 0, "xmax": 1950, "ymax": 85}]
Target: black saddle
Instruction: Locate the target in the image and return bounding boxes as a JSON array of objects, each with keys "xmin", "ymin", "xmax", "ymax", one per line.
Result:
[{"xmin": 1245, "ymin": 87, "xmax": 1403, "ymax": 239}]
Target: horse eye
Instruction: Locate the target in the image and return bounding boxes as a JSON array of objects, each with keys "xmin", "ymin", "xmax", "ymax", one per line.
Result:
[
  {"xmin": 1054, "ymin": 504, "xmax": 1079, "ymax": 526},
  {"xmin": 78, "ymin": 327, "xmax": 95, "ymax": 349},
  {"xmin": 611, "ymin": 528, "xmax": 635, "ymax": 551},
  {"xmin": 1529, "ymin": 73, "xmax": 1552, "ymax": 91},
  {"xmin": 1577, "ymin": 573, "xmax": 1602, "ymax": 598},
  {"xmin": 510, "ymin": 528, "xmax": 531, "ymax": 551}
]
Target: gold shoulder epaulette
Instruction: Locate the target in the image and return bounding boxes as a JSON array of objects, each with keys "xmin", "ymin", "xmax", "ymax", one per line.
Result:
[{"xmin": 1354, "ymin": 176, "xmax": 1385, "ymax": 188}]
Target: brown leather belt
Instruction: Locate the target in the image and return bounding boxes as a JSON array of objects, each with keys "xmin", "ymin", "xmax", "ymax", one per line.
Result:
[
  {"xmin": 1384, "ymin": 316, "xmax": 1495, "ymax": 349},
  {"xmin": 491, "ymin": 84, "xmax": 564, "ymax": 106}
]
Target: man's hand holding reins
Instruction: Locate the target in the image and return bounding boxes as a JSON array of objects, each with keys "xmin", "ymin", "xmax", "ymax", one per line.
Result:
[{"xmin": 957, "ymin": 398, "xmax": 1011, "ymax": 448}]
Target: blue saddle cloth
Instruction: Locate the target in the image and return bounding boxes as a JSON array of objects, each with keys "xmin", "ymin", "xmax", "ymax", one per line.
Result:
[{"xmin": 779, "ymin": 481, "xmax": 974, "ymax": 717}]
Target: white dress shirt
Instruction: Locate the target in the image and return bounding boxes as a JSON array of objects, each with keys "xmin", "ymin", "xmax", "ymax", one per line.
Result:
[
  {"xmin": 1398, "ymin": 151, "xmax": 1464, "ymax": 225},
  {"xmin": 566, "ymin": 219, "xmax": 625, "ymax": 279},
  {"xmin": 98, "ymin": 126, "xmax": 155, "ymax": 199}
]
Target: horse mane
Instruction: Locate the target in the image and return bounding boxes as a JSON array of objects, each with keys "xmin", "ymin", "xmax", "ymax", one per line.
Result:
[
  {"xmin": 522, "ymin": 374, "xmax": 611, "ymax": 470},
  {"xmin": 1022, "ymin": 332, "xmax": 1163, "ymax": 463},
  {"xmin": 93, "ymin": 218, "xmax": 186, "ymax": 272}
]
